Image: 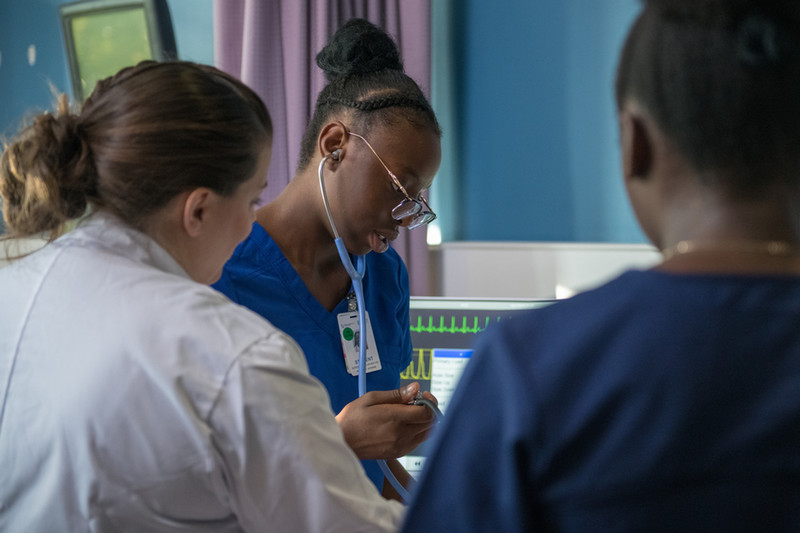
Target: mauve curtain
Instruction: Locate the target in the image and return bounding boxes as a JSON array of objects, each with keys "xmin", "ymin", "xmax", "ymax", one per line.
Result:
[{"xmin": 213, "ymin": 0, "xmax": 434, "ymax": 296}]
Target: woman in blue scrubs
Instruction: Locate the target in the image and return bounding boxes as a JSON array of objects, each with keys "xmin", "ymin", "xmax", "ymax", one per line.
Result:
[{"xmin": 214, "ymin": 18, "xmax": 441, "ymax": 497}]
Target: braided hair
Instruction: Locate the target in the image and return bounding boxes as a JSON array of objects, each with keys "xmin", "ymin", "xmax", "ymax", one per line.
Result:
[
  {"xmin": 297, "ymin": 18, "xmax": 441, "ymax": 169},
  {"xmin": 616, "ymin": 0, "xmax": 800, "ymax": 196}
]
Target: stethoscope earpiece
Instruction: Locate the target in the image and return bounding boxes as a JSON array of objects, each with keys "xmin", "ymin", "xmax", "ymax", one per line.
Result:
[{"xmin": 331, "ymin": 148, "xmax": 342, "ymax": 161}]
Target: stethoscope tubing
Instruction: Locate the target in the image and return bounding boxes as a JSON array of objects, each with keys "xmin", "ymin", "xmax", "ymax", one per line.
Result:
[{"xmin": 319, "ymin": 154, "xmax": 369, "ymax": 395}]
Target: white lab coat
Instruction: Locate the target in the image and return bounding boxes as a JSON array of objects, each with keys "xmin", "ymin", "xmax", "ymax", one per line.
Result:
[{"xmin": 0, "ymin": 212, "xmax": 403, "ymax": 532}]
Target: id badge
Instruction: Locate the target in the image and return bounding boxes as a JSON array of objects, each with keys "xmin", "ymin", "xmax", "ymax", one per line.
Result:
[{"xmin": 337, "ymin": 311, "xmax": 382, "ymax": 376}]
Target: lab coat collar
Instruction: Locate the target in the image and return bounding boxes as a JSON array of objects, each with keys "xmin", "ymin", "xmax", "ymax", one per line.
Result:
[{"xmin": 68, "ymin": 211, "xmax": 191, "ymax": 280}]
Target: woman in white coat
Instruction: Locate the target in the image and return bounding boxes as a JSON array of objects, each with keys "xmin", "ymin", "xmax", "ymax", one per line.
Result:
[{"xmin": 0, "ymin": 61, "xmax": 404, "ymax": 532}]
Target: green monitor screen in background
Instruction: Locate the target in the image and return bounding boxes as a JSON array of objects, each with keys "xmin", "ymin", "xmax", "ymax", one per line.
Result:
[
  {"xmin": 70, "ymin": 7, "xmax": 151, "ymax": 100},
  {"xmin": 60, "ymin": 0, "xmax": 177, "ymax": 102}
]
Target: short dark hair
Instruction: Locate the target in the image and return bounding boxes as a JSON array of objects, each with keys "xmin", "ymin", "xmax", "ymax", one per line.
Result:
[
  {"xmin": 615, "ymin": 0, "xmax": 800, "ymax": 195},
  {"xmin": 1, "ymin": 61, "xmax": 272, "ymax": 239},
  {"xmin": 297, "ymin": 18, "xmax": 441, "ymax": 170}
]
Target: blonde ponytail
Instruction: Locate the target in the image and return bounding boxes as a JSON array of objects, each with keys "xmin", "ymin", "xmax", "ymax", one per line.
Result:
[{"xmin": 1, "ymin": 95, "xmax": 95, "ymax": 240}]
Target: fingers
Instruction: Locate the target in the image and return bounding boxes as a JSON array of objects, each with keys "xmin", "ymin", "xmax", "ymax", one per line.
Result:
[
  {"xmin": 354, "ymin": 398, "xmax": 435, "ymax": 427},
  {"xmin": 336, "ymin": 383, "xmax": 440, "ymax": 459},
  {"xmin": 397, "ymin": 381, "xmax": 419, "ymax": 402},
  {"xmin": 361, "ymin": 381, "xmax": 419, "ymax": 406},
  {"xmin": 420, "ymin": 390, "xmax": 438, "ymax": 406},
  {"xmin": 335, "ymin": 399, "xmax": 437, "ymax": 459},
  {"xmin": 363, "ymin": 384, "xmax": 438, "ymax": 426},
  {"xmin": 402, "ymin": 402, "xmax": 437, "ymax": 426}
]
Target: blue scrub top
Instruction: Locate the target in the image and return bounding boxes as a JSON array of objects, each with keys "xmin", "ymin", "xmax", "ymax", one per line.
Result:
[
  {"xmin": 214, "ymin": 222, "xmax": 413, "ymax": 489},
  {"xmin": 402, "ymin": 270, "xmax": 800, "ymax": 531}
]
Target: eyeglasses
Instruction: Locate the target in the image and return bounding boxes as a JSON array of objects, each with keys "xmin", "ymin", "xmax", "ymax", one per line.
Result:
[{"xmin": 348, "ymin": 131, "xmax": 437, "ymax": 230}]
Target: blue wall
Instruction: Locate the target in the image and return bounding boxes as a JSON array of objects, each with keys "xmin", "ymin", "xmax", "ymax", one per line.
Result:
[
  {"xmin": 461, "ymin": 1, "xmax": 574, "ymax": 242},
  {"xmin": 443, "ymin": 0, "xmax": 643, "ymax": 243},
  {"xmin": 0, "ymin": 0, "xmax": 213, "ymax": 137},
  {"xmin": 0, "ymin": 0, "xmax": 69, "ymax": 137},
  {"xmin": 566, "ymin": 0, "xmax": 643, "ymax": 243},
  {"xmin": 0, "ymin": 0, "xmax": 643, "ymax": 243}
]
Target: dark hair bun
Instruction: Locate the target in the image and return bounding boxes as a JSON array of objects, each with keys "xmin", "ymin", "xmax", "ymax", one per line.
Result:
[{"xmin": 316, "ymin": 18, "xmax": 403, "ymax": 82}]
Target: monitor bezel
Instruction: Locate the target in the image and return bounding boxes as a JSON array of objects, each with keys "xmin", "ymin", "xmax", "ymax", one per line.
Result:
[
  {"xmin": 59, "ymin": 0, "xmax": 177, "ymax": 102},
  {"xmin": 409, "ymin": 295, "xmax": 557, "ymax": 311}
]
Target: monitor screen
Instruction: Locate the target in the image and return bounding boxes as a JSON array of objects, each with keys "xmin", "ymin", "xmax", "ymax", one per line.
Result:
[
  {"xmin": 59, "ymin": 0, "xmax": 177, "ymax": 101},
  {"xmin": 398, "ymin": 297, "xmax": 556, "ymax": 476}
]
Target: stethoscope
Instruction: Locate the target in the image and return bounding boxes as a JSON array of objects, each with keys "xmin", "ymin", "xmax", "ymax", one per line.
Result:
[
  {"xmin": 318, "ymin": 150, "xmax": 441, "ymax": 500},
  {"xmin": 318, "ymin": 149, "xmax": 369, "ymax": 396}
]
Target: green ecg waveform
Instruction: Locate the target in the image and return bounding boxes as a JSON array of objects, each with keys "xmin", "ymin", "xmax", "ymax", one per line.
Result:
[
  {"xmin": 400, "ymin": 349, "xmax": 432, "ymax": 381},
  {"xmin": 410, "ymin": 315, "xmax": 498, "ymax": 334}
]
